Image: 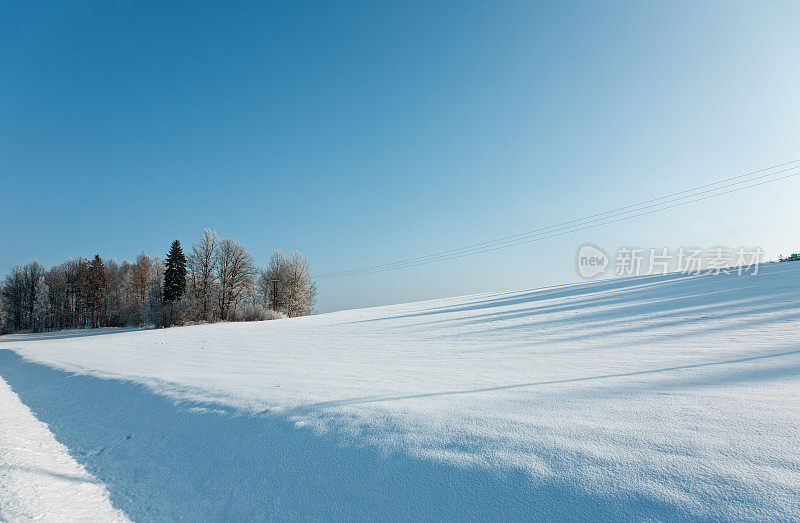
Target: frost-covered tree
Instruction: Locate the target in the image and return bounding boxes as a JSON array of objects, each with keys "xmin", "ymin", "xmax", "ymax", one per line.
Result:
[
  {"xmin": 189, "ymin": 229, "xmax": 219, "ymax": 321},
  {"xmin": 216, "ymin": 238, "xmax": 256, "ymax": 321},
  {"xmin": 42, "ymin": 259, "xmax": 82, "ymax": 330},
  {"xmin": 258, "ymin": 250, "xmax": 316, "ymax": 317},
  {"xmin": 142, "ymin": 257, "xmax": 166, "ymax": 326},
  {"xmin": 284, "ymin": 251, "xmax": 317, "ymax": 317},
  {"xmin": 0, "ymin": 283, "xmax": 5, "ymax": 333},
  {"xmin": 258, "ymin": 250, "xmax": 288, "ymax": 312},
  {"xmin": 33, "ymin": 276, "xmax": 49, "ymax": 332},
  {"xmin": 0, "ymin": 231, "xmax": 317, "ymax": 331},
  {"xmin": 100, "ymin": 259, "xmax": 127, "ymax": 327}
]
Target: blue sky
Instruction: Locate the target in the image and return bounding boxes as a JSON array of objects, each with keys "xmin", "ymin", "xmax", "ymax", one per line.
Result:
[{"xmin": 2, "ymin": 1, "xmax": 799, "ymax": 312}]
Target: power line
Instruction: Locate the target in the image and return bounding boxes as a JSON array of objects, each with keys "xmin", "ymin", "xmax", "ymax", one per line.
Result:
[
  {"xmin": 324, "ymin": 163, "xmax": 800, "ymax": 276},
  {"xmin": 324, "ymin": 168, "xmax": 800, "ymax": 277},
  {"xmin": 318, "ymin": 160, "xmax": 800, "ymax": 278},
  {"xmin": 367, "ymin": 169, "xmax": 800, "ymax": 271},
  {"xmin": 327, "ymin": 158, "xmax": 800, "ymax": 276},
  {"xmin": 320, "ymin": 163, "xmax": 800, "ymax": 277}
]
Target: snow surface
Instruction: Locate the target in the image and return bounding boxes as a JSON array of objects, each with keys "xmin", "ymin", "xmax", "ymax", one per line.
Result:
[
  {"xmin": 0, "ymin": 375, "xmax": 128, "ymax": 521},
  {"xmin": 1, "ymin": 262, "xmax": 799, "ymax": 519}
]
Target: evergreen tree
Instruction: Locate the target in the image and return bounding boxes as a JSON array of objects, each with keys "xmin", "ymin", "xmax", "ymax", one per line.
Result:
[{"xmin": 164, "ymin": 239, "xmax": 187, "ymax": 303}]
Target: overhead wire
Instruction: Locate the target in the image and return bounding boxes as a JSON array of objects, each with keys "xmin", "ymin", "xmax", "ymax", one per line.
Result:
[{"xmin": 318, "ymin": 160, "xmax": 800, "ymax": 278}]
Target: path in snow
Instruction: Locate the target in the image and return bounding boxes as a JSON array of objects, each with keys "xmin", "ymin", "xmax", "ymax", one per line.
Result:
[{"xmin": 0, "ymin": 375, "xmax": 127, "ymax": 521}]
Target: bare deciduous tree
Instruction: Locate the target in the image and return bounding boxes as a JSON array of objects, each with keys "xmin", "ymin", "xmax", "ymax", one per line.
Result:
[
  {"xmin": 2, "ymin": 261, "xmax": 46, "ymax": 332},
  {"xmin": 1, "ymin": 230, "xmax": 316, "ymax": 332},
  {"xmin": 258, "ymin": 250, "xmax": 288, "ymax": 312},
  {"xmin": 2, "ymin": 267, "xmax": 26, "ymax": 331},
  {"xmin": 33, "ymin": 276, "xmax": 49, "ymax": 332},
  {"xmin": 128, "ymin": 252, "xmax": 155, "ymax": 304},
  {"xmin": 216, "ymin": 238, "xmax": 256, "ymax": 321},
  {"xmin": 0, "ymin": 283, "xmax": 5, "ymax": 334},
  {"xmin": 23, "ymin": 260, "xmax": 45, "ymax": 329},
  {"xmin": 189, "ymin": 229, "xmax": 219, "ymax": 321}
]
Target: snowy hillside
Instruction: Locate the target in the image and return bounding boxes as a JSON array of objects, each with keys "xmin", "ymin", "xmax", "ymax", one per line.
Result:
[{"xmin": 1, "ymin": 262, "xmax": 799, "ymax": 520}]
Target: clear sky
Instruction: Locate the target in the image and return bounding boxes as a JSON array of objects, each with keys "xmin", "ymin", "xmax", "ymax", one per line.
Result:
[{"xmin": 2, "ymin": 1, "xmax": 799, "ymax": 313}]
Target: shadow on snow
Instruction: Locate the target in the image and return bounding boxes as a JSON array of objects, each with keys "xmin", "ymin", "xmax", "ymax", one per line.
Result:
[{"xmin": 0, "ymin": 350, "xmax": 688, "ymax": 521}]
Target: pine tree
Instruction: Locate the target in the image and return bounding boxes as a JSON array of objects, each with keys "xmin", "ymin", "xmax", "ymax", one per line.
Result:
[{"xmin": 163, "ymin": 240, "xmax": 187, "ymax": 303}]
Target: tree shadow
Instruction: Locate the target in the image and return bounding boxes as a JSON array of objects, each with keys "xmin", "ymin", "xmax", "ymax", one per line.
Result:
[
  {"xmin": 0, "ymin": 327, "xmax": 152, "ymax": 343},
  {"xmin": 281, "ymin": 347, "xmax": 800, "ymax": 413},
  {"xmin": 410, "ymin": 286, "xmax": 746, "ymax": 334},
  {"xmin": 3, "ymin": 464, "xmax": 102, "ymax": 485},
  {"xmin": 337, "ymin": 272, "xmax": 700, "ymax": 325},
  {"xmin": 0, "ymin": 350, "xmax": 688, "ymax": 521},
  {"xmin": 451, "ymin": 299, "xmax": 800, "ymax": 352}
]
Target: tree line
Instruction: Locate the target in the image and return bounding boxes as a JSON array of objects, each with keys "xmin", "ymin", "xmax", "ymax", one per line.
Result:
[{"xmin": 0, "ymin": 229, "xmax": 316, "ymax": 333}]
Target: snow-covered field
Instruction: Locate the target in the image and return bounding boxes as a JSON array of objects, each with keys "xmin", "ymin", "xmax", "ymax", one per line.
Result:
[{"xmin": 1, "ymin": 262, "xmax": 799, "ymax": 520}]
